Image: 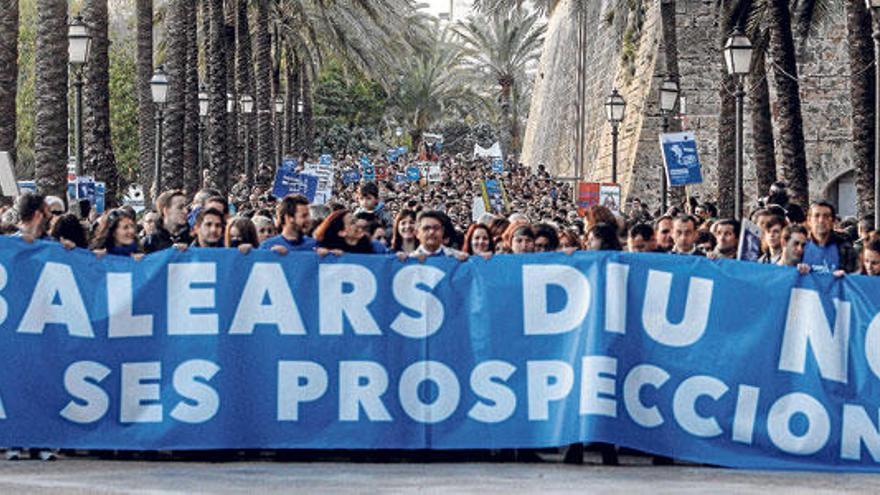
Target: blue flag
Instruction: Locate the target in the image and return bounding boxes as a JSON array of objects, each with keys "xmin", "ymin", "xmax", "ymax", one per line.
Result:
[{"xmin": 271, "ymin": 169, "xmax": 318, "ymax": 201}]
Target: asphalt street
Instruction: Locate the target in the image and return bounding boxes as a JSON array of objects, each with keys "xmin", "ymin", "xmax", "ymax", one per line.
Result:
[{"xmin": 0, "ymin": 452, "xmax": 874, "ymax": 494}]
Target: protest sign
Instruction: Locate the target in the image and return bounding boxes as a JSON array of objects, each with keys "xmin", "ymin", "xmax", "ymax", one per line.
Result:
[
  {"xmin": 376, "ymin": 165, "xmax": 388, "ymax": 180},
  {"xmin": 281, "ymin": 157, "xmax": 298, "ymax": 171},
  {"xmin": 471, "ymin": 195, "xmax": 487, "ymax": 221},
  {"xmin": 122, "ymin": 185, "xmax": 146, "ymax": 213},
  {"xmin": 271, "ymin": 169, "xmax": 318, "ymax": 201},
  {"xmin": 738, "ymin": 218, "xmax": 763, "ymax": 261},
  {"xmin": 395, "ymin": 173, "xmax": 407, "ymax": 184},
  {"xmin": 16, "ymin": 181, "xmax": 36, "ymax": 194},
  {"xmin": 481, "ymin": 179, "xmax": 508, "ymax": 214},
  {"xmin": 342, "ymin": 170, "xmax": 361, "ymax": 185},
  {"xmin": 363, "ymin": 164, "xmax": 376, "ymax": 181},
  {"xmin": 577, "ymin": 182, "xmax": 621, "ymax": 215},
  {"xmin": 94, "ymin": 182, "xmax": 106, "ymax": 214},
  {"xmin": 427, "ymin": 165, "xmax": 442, "ymax": 183},
  {"xmin": 491, "ymin": 158, "xmax": 504, "ymax": 174},
  {"xmin": 406, "ymin": 166, "xmax": 421, "ymax": 182},
  {"xmin": 3, "ymin": 238, "xmax": 880, "ymax": 472},
  {"xmin": 319, "ymin": 154, "xmax": 332, "ymax": 166},
  {"xmin": 474, "ymin": 142, "xmax": 502, "ymax": 159},
  {"xmin": 660, "ymin": 131, "xmax": 703, "ymax": 186},
  {"xmin": 303, "ymin": 162, "xmax": 334, "ymax": 205}
]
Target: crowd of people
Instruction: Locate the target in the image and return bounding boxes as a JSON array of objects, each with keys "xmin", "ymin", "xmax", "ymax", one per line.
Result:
[{"xmin": 2, "ymin": 154, "xmax": 877, "ymax": 278}]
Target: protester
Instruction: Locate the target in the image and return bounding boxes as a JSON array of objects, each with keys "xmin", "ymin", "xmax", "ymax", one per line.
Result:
[
  {"xmin": 409, "ymin": 210, "xmax": 468, "ymax": 260},
  {"xmin": 391, "ymin": 209, "xmax": 419, "ymax": 254},
  {"xmin": 758, "ymin": 216, "xmax": 786, "ymax": 264},
  {"xmin": 226, "ymin": 217, "xmax": 260, "ymax": 250},
  {"xmin": 803, "ymin": 201, "xmax": 857, "ymax": 274},
  {"xmin": 91, "ymin": 209, "xmax": 142, "ymax": 258},
  {"xmin": 627, "ymin": 224, "xmax": 655, "ymax": 253},
  {"xmin": 861, "ymin": 238, "xmax": 880, "ymax": 276},
  {"xmin": 355, "ymin": 182, "xmax": 393, "ymax": 227},
  {"xmin": 558, "ymin": 229, "xmax": 582, "ymax": 250},
  {"xmin": 653, "ymin": 215, "xmax": 674, "ymax": 253},
  {"xmin": 534, "ymin": 223, "xmax": 560, "ymax": 252},
  {"xmin": 141, "ymin": 210, "xmax": 160, "ymax": 238},
  {"xmin": 353, "ymin": 211, "xmax": 390, "ymax": 254},
  {"xmin": 586, "ymin": 223, "xmax": 622, "ymax": 251},
  {"xmin": 12, "ymin": 192, "xmax": 52, "ymax": 242},
  {"xmin": 695, "ymin": 230, "xmax": 716, "ymax": 254},
  {"xmin": 508, "ymin": 224, "xmax": 536, "ymax": 254},
  {"xmin": 313, "ymin": 209, "xmax": 377, "ymax": 254},
  {"xmin": 144, "ymin": 190, "xmax": 191, "ymax": 253},
  {"xmin": 252, "ymin": 215, "xmax": 276, "ymax": 244},
  {"xmin": 708, "ymin": 219, "xmax": 739, "ymax": 260},
  {"xmin": 780, "ymin": 224, "xmax": 809, "ymax": 271},
  {"xmin": 671, "ymin": 215, "xmax": 703, "ymax": 256},
  {"xmin": 463, "ymin": 223, "xmax": 494, "ymax": 255},
  {"xmin": 49, "ymin": 213, "xmax": 88, "ymax": 249},
  {"xmin": 190, "ymin": 208, "xmax": 226, "ymax": 248},
  {"xmin": 260, "ymin": 195, "xmax": 316, "ymax": 254}
]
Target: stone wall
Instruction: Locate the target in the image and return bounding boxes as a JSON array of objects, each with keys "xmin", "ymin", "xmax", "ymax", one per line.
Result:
[{"xmin": 522, "ymin": 0, "xmax": 856, "ymax": 213}]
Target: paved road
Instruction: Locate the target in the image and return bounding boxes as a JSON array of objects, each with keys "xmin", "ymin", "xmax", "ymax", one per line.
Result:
[{"xmin": 0, "ymin": 454, "xmax": 875, "ymax": 494}]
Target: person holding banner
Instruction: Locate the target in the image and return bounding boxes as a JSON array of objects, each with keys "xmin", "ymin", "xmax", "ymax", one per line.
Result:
[
  {"xmin": 314, "ymin": 209, "xmax": 378, "ymax": 254},
  {"xmin": 260, "ymin": 195, "xmax": 317, "ymax": 255},
  {"xmin": 11, "ymin": 193, "xmax": 52, "ymax": 243},
  {"xmin": 803, "ymin": 201, "xmax": 857, "ymax": 275},
  {"xmin": 408, "ymin": 210, "xmax": 468, "ymax": 260},
  {"xmin": 707, "ymin": 219, "xmax": 739, "ymax": 260},
  {"xmin": 143, "ymin": 190, "xmax": 192, "ymax": 253},
  {"xmin": 861, "ymin": 238, "xmax": 880, "ymax": 276},
  {"xmin": 189, "ymin": 208, "xmax": 226, "ymax": 248},
  {"xmin": 780, "ymin": 224, "xmax": 809, "ymax": 272},
  {"xmin": 758, "ymin": 216, "xmax": 786, "ymax": 264},
  {"xmin": 670, "ymin": 215, "xmax": 705, "ymax": 256},
  {"xmin": 225, "ymin": 217, "xmax": 260, "ymax": 252},
  {"xmin": 463, "ymin": 223, "xmax": 494, "ymax": 256},
  {"xmin": 391, "ymin": 210, "xmax": 419, "ymax": 254},
  {"xmin": 91, "ymin": 209, "xmax": 143, "ymax": 258}
]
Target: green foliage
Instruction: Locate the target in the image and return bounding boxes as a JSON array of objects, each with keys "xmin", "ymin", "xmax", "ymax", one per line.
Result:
[
  {"xmin": 15, "ymin": 0, "xmax": 37, "ymax": 179},
  {"xmin": 108, "ymin": 36, "xmax": 138, "ymax": 185}
]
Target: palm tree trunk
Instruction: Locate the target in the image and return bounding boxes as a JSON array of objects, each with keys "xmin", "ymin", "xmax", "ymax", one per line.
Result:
[
  {"xmin": 750, "ymin": 44, "xmax": 777, "ymax": 197},
  {"xmin": 254, "ymin": 0, "xmax": 275, "ymax": 186},
  {"xmin": 498, "ymin": 79, "xmax": 513, "ymax": 159},
  {"xmin": 302, "ymin": 63, "xmax": 314, "ymax": 153},
  {"xmin": 34, "ymin": 0, "xmax": 68, "ymax": 199},
  {"xmin": 136, "ymin": 0, "xmax": 154, "ymax": 202},
  {"xmin": 82, "ymin": 0, "xmax": 119, "ymax": 207},
  {"xmin": 846, "ymin": 0, "xmax": 876, "ymax": 218},
  {"xmin": 206, "ymin": 0, "xmax": 229, "ymax": 193},
  {"xmin": 0, "ymin": 0, "xmax": 19, "ymax": 157},
  {"xmin": 224, "ymin": 0, "xmax": 237, "ymax": 187},
  {"xmin": 766, "ymin": 0, "xmax": 809, "ymax": 207},
  {"xmin": 284, "ymin": 50, "xmax": 298, "ymax": 155},
  {"xmin": 236, "ymin": 0, "xmax": 253, "ymax": 180},
  {"xmin": 716, "ymin": 2, "xmax": 738, "ymax": 218},
  {"xmin": 183, "ymin": 1, "xmax": 200, "ymax": 194},
  {"xmin": 162, "ymin": 0, "xmax": 186, "ymax": 190}
]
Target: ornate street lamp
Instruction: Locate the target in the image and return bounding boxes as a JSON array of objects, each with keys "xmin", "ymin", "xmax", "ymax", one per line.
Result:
[
  {"xmin": 150, "ymin": 66, "xmax": 169, "ymax": 194},
  {"xmin": 724, "ymin": 27, "xmax": 753, "ymax": 221},
  {"xmin": 659, "ymin": 75, "xmax": 680, "ymax": 213},
  {"xmin": 240, "ymin": 94, "xmax": 254, "ymax": 178},
  {"xmin": 274, "ymin": 95, "xmax": 284, "ymax": 168},
  {"xmin": 604, "ymin": 88, "xmax": 626, "ymax": 184},
  {"xmin": 68, "ymin": 15, "xmax": 92, "ymax": 177},
  {"xmin": 198, "ymin": 86, "xmax": 209, "ymax": 173}
]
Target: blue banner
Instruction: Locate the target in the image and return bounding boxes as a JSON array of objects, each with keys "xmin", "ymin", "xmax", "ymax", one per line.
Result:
[
  {"xmin": 406, "ymin": 166, "xmax": 421, "ymax": 182},
  {"xmin": 271, "ymin": 170, "xmax": 317, "ymax": 201},
  {"xmin": 4, "ymin": 236, "xmax": 880, "ymax": 471},
  {"xmin": 660, "ymin": 131, "xmax": 703, "ymax": 186},
  {"xmin": 492, "ymin": 158, "xmax": 504, "ymax": 174},
  {"xmin": 342, "ymin": 170, "xmax": 360, "ymax": 185}
]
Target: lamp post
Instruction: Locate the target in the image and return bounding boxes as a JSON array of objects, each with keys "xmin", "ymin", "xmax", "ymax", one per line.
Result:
[
  {"xmin": 68, "ymin": 15, "xmax": 92, "ymax": 178},
  {"xmin": 240, "ymin": 94, "xmax": 254, "ymax": 179},
  {"xmin": 604, "ymin": 88, "xmax": 626, "ymax": 184},
  {"xmin": 659, "ymin": 75, "xmax": 680, "ymax": 214},
  {"xmin": 395, "ymin": 126, "xmax": 403, "ymax": 147},
  {"xmin": 296, "ymin": 98, "xmax": 304, "ymax": 150},
  {"xmin": 869, "ymin": 0, "xmax": 880, "ymax": 229},
  {"xmin": 724, "ymin": 27, "xmax": 753, "ymax": 221},
  {"xmin": 274, "ymin": 95, "xmax": 284, "ymax": 168},
  {"xmin": 150, "ymin": 66, "xmax": 169, "ymax": 194},
  {"xmin": 198, "ymin": 86, "xmax": 209, "ymax": 175}
]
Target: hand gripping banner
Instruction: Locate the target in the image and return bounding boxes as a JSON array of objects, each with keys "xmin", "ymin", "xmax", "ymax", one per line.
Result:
[{"xmin": 2, "ymin": 236, "xmax": 880, "ymax": 471}]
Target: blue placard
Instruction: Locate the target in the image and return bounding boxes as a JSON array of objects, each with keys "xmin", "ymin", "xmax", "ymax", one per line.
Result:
[
  {"xmin": 281, "ymin": 157, "xmax": 298, "ymax": 171},
  {"xmin": 492, "ymin": 158, "xmax": 504, "ymax": 174},
  {"xmin": 660, "ymin": 131, "xmax": 703, "ymax": 186},
  {"xmin": 395, "ymin": 173, "xmax": 407, "ymax": 184},
  {"xmin": 4, "ymin": 239, "xmax": 880, "ymax": 472},
  {"xmin": 363, "ymin": 165, "xmax": 376, "ymax": 181},
  {"xmin": 271, "ymin": 169, "xmax": 318, "ymax": 201},
  {"xmin": 406, "ymin": 166, "xmax": 421, "ymax": 182},
  {"xmin": 342, "ymin": 170, "xmax": 361, "ymax": 185},
  {"xmin": 17, "ymin": 181, "xmax": 36, "ymax": 194},
  {"xmin": 94, "ymin": 182, "xmax": 105, "ymax": 214},
  {"xmin": 319, "ymin": 154, "xmax": 332, "ymax": 166}
]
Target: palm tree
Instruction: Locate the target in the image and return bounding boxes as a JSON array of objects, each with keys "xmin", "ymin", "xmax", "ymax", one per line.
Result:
[
  {"xmin": 749, "ymin": 43, "xmax": 777, "ymax": 197},
  {"xmin": 765, "ymin": 0, "xmax": 808, "ymax": 207},
  {"xmin": 162, "ymin": 0, "xmax": 186, "ymax": 190},
  {"xmin": 454, "ymin": 10, "xmax": 546, "ymax": 157},
  {"xmin": 34, "ymin": 0, "xmax": 68, "ymax": 199},
  {"xmin": 845, "ymin": 0, "xmax": 875, "ymax": 218},
  {"xmin": 205, "ymin": 0, "xmax": 229, "ymax": 193},
  {"xmin": 0, "ymin": 0, "xmax": 18, "ymax": 156},
  {"xmin": 82, "ymin": 0, "xmax": 119, "ymax": 207},
  {"xmin": 235, "ymin": 0, "xmax": 253, "ymax": 179},
  {"xmin": 254, "ymin": 0, "xmax": 276, "ymax": 186},
  {"xmin": 136, "ymin": 0, "xmax": 154, "ymax": 199},
  {"xmin": 183, "ymin": 2, "xmax": 200, "ymax": 194},
  {"xmin": 716, "ymin": 0, "xmax": 742, "ymax": 218}
]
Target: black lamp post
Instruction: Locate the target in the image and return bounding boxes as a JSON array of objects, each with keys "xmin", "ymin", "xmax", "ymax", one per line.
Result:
[
  {"xmin": 604, "ymin": 88, "xmax": 626, "ymax": 184},
  {"xmin": 659, "ymin": 75, "xmax": 680, "ymax": 214},
  {"xmin": 198, "ymin": 86, "xmax": 209, "ymax": 177},
  {"xmin": 150, "ymin": 66, "xmax": 169, "ymax": 194},
  {"xmin": 68, "ymin": 15, "xmax": 92, "ymax": 177},
  {"xmin": 240, "ymin": 94, "xmax": 254, "ymax": 179},
  {"xmin": 274, "ymin": 95, "xmax": 284, "ymax": 168},
  {"xmin": 724, "ymin": 27, "xmax": 753, "ymax": 221}
]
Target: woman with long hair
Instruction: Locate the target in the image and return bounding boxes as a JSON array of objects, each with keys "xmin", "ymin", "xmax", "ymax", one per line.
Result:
[
  {"xmin": 391, "ymin": 209, "xmax": 419, "ymax": 254},
  {"xmin": 313, "ymin": 210, "xmax": 375, "ymax": 254},
  {"xmin": 49, "ymin": 213, "xmax": 88, "ymax": 249},
  {"xmin": 226, "ymin": 217, "xmax": 260, "ymax": 250},
  {"xmin": 585, "ymin": 223, "xmax": 623, "ymax": 251},
  {"xmin": 504, "ymin": 223, "xmax": 535, "ymax": 254},
  {"xmin": 463, "ymin": 223, "xmax": 494, "ymax": 255},
  {"xmin": 91, "ymin": 208, "xmax": 142, "ymax": 257}
]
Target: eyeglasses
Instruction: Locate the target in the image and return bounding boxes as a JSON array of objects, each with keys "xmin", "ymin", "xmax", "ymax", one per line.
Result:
[{"xmin": 50, "ymin": 210, "xmax": 63, "ymax": 216}]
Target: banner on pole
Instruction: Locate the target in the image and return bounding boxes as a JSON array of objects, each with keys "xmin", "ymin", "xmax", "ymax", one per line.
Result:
[
  {"xmin": 660, "ymin": 131, "xmax": 703, "ymax": 186},
  {"xmin": 577, "ymin": 182, "xmax": 621, "ymax": 215},
  {"xmin": 271, "ymin": 169, "xmax": 318, "ymax": 201}
]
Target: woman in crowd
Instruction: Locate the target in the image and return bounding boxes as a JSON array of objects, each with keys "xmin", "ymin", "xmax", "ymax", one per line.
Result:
[
  {"xmin": 225, "ymin": 217, "xmax": 260, "ymax": 250},
  {"xmin": 534, "ymin": 224, "xmax": 560, "ymax": 252},
  {"xmin": 463, "ymin": 223, "xmax": 495, "ymax": 256},
  {"xmin": 507, "ymin": 224, "xmax": 536, "ymax": 254},
  {"xmin": 313, "ymin": 209, "xmax": 376, "ymax": 254},
  {"xmin": 49, "ymin": 213, "xmax": 89, "ymax": 249},
  {"xmin": 391, "ymin": 209, "xmax": 419, "ymax": 254},
  {"xmin": 585, "ymin": 223, "xmax": 622, "ymax": 251},
  {"xmin": 252, "ymin": 215, "xmax": 276, "ymax": 245},
  {"xmin": 758, "ymin": 216, "xmax": 786, "ymax": 264},
  {"xmin": 91, "ymin": 208, "xmax": 142, "ymax": 258},
  {"xmin": 558, "ymin": 229, "xmax": 582, "ymax": 251}
]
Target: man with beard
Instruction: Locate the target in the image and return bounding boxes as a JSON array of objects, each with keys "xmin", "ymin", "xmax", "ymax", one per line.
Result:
[
  {"xmin": 12, "ymin": 193, "xmax": 52, "ymax": 242},
  {"xmin": 189, "ymin": 208, "xmax": 225, "ymax": 248},
  {"xmin": 260, "ymin": 194, "xmax": 316, "ymax": 255}
]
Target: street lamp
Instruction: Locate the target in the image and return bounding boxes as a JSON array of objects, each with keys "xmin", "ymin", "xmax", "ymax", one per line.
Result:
[
  {"xmin": 604, "ymin": 88, "xmax": 626, "ymax": 184},
  {"xmin": 868, "ymin": 0, "xmax": 880, "ymax": 229},
  {"xmin": 240, "ymin": 94, "xmax": 254, "ymax": 178},
  {"xmin": 68, "ymin": 15, "xmax": 92, "ymax": 178},
  {"xmin": 198, "ymin": 85, "xmax": 209, "ymax": 174},
  {"xmin": 395, "ymin": 126, "xmax": 403, "ymax": 147},
  {"xmin": 227, "ymin": 93, "xmax": 235, "ymax": 114},
  {"xmin": 274, "ymin": 95, "xmax": 284, "ymax": 168},
  {"xmin": 659, "ymin": 75, "xmax": 680, "ymax": 214},
  {"xmin": 724, "ymin": 26, "xmax": 753, "ymax": 221},
  {"xmin": 150, "ymin": 65, "xmax": 169, "ymax": 195}
]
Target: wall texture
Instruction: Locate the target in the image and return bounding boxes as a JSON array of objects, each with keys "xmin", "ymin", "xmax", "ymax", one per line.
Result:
[{"xmin": 521, "ymin": 0, "xmax": 855, "ymax": 212}]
